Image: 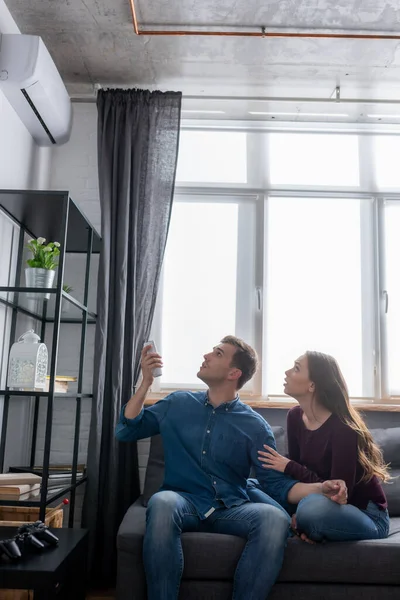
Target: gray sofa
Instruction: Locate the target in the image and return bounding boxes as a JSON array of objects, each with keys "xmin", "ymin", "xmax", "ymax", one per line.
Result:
[{"xmin": 117, "ymin": 425, "xmax": 400, "ymax": 600}]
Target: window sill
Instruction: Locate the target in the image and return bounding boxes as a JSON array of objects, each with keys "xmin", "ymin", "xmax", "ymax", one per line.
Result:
[{"xmin": 144, "ymin": 394, "xmax": 400, "ymax": 412}]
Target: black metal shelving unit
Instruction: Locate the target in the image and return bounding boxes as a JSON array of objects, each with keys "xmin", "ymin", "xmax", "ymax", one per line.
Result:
[{"xmin": 0, "ymin": 190, "xmax": 101, "ymax": 526}]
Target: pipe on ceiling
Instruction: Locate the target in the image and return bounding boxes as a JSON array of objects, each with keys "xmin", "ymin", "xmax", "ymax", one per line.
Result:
[
  {"xmin": 129, "ymin": 0, "xmax": 400, "ymax": 40},
  {"xmin": 71, "ymin": 93, "xmax": 400, "ymax": 106}
]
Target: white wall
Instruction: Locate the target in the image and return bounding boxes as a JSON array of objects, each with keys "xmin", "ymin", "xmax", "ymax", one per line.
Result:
[
  {"xmin": 0, "ymin": 1, "xmax": 51, "ymax": 190},
  {"xmin": 51, "ymin": 102, "xmax": 100, "ymax": 232},
  {"xmin": 32, "ymin": 102, "xmax": 100, "ymax": 468},
  {"xmin": 0, "ymin": 0, "xmax": 52, "ymax": 471}
]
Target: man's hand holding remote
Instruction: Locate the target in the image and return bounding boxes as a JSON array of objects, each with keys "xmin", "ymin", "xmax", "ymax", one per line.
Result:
[{"xmin": 124, "ymin": 343, "xmax": 163, "ymax": 419}]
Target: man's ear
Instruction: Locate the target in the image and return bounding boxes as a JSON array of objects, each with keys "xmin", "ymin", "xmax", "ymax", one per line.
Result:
[{"xmin": 228, "ymin": 368, "xmax": 242, "ymax": 383}]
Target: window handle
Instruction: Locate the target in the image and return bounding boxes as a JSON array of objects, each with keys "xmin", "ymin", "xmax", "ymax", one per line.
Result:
[
  {"xmin": 256, "ymin": 287, "xmax": 262, "ymax": 312},
  {"xmin": 383, "ymin": 290, "xmax": 389, "ymax": 314}
]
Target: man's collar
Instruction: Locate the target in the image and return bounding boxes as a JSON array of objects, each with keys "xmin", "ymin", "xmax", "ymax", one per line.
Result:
[{"xmin": 204, "ymin": 390, "xmax": 240, "ymax": 410}]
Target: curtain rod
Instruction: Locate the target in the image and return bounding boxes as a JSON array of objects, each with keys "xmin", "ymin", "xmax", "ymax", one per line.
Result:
[{"xmin": 128, "ymin": 0, "xmax": 400, "ymax": 40}]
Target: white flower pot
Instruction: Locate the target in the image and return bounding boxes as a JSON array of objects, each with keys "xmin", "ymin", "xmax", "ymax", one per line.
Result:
[{"xmin": 25, "ymin": 268, "xmax": 55, "ymax": 300}]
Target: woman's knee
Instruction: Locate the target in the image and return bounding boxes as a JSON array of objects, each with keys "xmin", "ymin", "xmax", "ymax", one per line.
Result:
[{"xmin": 296, "ymin": 494, "xmax": 335, "ymax": 529}]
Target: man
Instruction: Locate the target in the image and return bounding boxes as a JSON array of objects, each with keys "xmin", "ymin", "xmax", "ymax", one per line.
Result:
[{"xmin": 116, "ymin": 336, "xmax": 346, "ymax": 600}]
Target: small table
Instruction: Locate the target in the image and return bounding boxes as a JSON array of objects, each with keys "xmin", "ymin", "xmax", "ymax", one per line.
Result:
[{"xmin": 0, "ymin": 526, "xmax": 89, "ymax": 599}]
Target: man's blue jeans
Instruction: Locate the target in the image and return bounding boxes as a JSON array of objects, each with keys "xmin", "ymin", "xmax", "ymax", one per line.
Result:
[
  {"xmin": 296, "ymin": 494, "xmax": 390, "ymax": 542},
  {"xmin": 143, "ymin": 490, "xmax": 291, "ymax": 600}
]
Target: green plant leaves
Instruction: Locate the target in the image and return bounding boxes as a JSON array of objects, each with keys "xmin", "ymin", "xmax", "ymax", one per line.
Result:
[{"xmin": 26, "ymin": 238, "xmax": 60, "ymax": 270}]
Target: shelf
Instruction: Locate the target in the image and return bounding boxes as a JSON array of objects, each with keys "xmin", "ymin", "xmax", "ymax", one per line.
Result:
[
  {"xmin": 0, "ymin": 477, "xmax": 87, "ymax": 507},
  {"xmin": 0, "ymin": 190, "xmax": 100, "ymax": 527},
  {"xmin": 0, "ymin": 190, "xmax": 101, "ymax": 253},
  {"xmin": 0, "ymin": 391, "xmax": 93, "ymax": 398},
  {"xmin": 0, "ymin": 288, "xmax": 97, "ymax": 322}
]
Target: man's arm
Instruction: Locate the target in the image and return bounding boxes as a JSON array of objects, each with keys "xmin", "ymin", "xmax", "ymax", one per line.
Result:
[
  {"xmin": 251, "ymin": 423, "xmax": 298, "ymax": 511},
  {"xmin": 124, "ymin": 344, "xmax": 163, "ymax": 419},
  {"xmin": 115, "ymin": 344, "xmax": 167, "ymax": 442}
]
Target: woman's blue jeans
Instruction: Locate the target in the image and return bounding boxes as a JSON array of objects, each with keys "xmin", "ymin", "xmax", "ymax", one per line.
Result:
[
  {"xmin": 247, "ymin": 479, "xmax": 390, "ymax": 542},
  {"xmin": 295, "ymin": 493, "xmax": 390, "ymax": 542}
]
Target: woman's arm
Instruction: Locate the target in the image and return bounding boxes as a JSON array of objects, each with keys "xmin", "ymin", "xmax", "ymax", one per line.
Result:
[
  {"xmin": 258, "ymin": 446, "xmax": 324, "ymax": 482},
  {"xmin": 329, "ymin": 421, "xmax": 358, "ymax": 497},
  {"xmin": 285, "ymin": 407, "xmax": 324, "ymax": 482},
  {"xmin": 287, "ymin": 424, "xmax": 357, "ymax": 504},
  {"xmin": 258, "ymin": 407, "xmax": 324, "ymax": 483},
  {"xmin": 259, "ymin": 416, "xmax": 359, "ymax": 494}
]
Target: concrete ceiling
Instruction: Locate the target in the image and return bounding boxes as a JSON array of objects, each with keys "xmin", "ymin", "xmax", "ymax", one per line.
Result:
[{"xmin": 5, "ymin": 0, "xmax": 400, "ymax": 100}]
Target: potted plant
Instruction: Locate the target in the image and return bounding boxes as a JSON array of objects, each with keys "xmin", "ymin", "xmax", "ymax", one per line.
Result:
[{"xmin": 25, "ymin": 237, "xmax": 60, "ymax": 300}]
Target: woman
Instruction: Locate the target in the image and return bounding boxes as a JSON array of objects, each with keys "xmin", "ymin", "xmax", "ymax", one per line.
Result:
[{"xmin": 253, "ymin": 351, "xmax": 390, "ymax": 542}]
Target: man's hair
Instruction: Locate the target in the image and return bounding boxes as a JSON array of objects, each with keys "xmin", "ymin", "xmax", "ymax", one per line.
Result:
[{"xmin": 220, "ymin": 335, "xmax": 258, "ymax": 390}]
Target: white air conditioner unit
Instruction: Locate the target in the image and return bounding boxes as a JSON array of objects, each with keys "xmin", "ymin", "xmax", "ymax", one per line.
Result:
[{"xmin": 0, "ymin": 34, "xmax": 72, "ymax": 146}]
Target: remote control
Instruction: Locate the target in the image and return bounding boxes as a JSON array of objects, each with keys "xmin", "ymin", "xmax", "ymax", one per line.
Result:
[{"xmin": 143, "ymin": 340, "xmax": 162, "ymax": 378}]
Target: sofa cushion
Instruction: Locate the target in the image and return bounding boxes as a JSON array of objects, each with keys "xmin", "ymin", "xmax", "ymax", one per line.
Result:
[
  {"xmin": 142, "ymin": 426, "xmax": 286, "ymax": 507},
  {"xmin": 369, "ymin": 428, "xmax": 400, "ymax": 517},
  {"xmin": 370, "ymin": 427, "xmax": 400, "ymax": 467},
  {"xmin": 383, "ymin": 468, "xmax": 400, "ymax": 517},
  {"xmin": 279, "ymin": 517, "xmax": 400, "ymax": 585},
  {"xmin": 142, "ymin": 435, "xmax": 164, "ymax": 507},
  {"xmin": 118, "ymin": 502, "xmax": 400, "ymax": 586}
]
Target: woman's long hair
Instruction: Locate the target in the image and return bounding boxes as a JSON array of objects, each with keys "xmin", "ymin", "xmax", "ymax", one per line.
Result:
[{"xmin": 306, "ymin": 351, "xmax": 390, "ymax": 483}]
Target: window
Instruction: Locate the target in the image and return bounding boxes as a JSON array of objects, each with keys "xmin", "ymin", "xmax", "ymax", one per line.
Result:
[
  {"xmin": 383, "ymin": 201, "xmax": 400, "ymax": 395},
  {"xmin": 374, "ymin": 137, "xmax": 400, "ymax": 189},
  {"xmin": 151, "ymin": 126, "xmax": 400, "ymax": 402},
  {"xmin": 269, "ymin": 133, "xmax": 360, "ymax": 187},
  {"xmin": 176, "ymin": 131, "xmax": 247, "ymax": 184},
  {"xmin": 157, "ymin": 196, "xmax": 256, "ymax": 388},
  {"xmin": 265, "ymin": 196, "xmax": 374, "ymax": 398}
]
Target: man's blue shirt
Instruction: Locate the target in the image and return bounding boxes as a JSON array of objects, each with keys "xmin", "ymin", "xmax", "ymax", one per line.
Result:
[{"xmin": 116, "ymin": 390, "xmax": 297, "ymax": 518}]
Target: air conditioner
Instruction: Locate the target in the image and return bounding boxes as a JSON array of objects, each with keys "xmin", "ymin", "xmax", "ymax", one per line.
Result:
[{"xmin": 0, "ymin": 34, "xmax": 72, "ymax": 146}]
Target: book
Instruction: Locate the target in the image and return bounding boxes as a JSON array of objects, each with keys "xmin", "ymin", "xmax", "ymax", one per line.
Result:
[
  {"xmin": 0, "ymin": 484, "xmax": 32, "ymax": 495},
  {"xmin": 45, "ymin": 475, "xmax": 84, "ymax": 490},
  {"xmin": 0, "ymin": 483, "xmax": 40, "ymax": 500},
  {"xmin": 45, "ymin": 487, "xmax": 65, "ymax": 496},
  {"xmin": 49, "ymin": 472, "xmax": 83, "ymax": 479},
  {"xmin": 0, "ymin": 473, "xmax": 42, "ymax": 486},
  {"xmin": 9, "ymin": 464, "xmax": 86, "ymax": 476},
  {"xmin": 44, "ymin": 376, "xmax": 77, "ymax": 393}
]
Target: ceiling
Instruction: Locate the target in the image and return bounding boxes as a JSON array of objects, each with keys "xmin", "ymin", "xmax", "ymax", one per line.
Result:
[{"xmin": 5, "ymin": 0, "xmax": 400, "ymax": 104}]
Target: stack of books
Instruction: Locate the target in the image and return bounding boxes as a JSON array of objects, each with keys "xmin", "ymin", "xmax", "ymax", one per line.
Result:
[
  {"xmin": 46, "ymin": 471, "xmax": 85, "ymax": 491},
  {"xmin": 0, "ymin": 473, "xmax": 42, "ymax": 500},
  {"xmin": 9, "ymin": 465, "xmax": 86, "ymax": 494},
  {"xmin": 44, "ymin": 375, "xmax": 77, "ymax": 393}
]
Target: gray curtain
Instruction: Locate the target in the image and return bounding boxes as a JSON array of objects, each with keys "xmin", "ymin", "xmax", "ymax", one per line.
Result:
[{"xmin": 83, "ymin": 88, "xmax": 182, "ymax": 584}]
